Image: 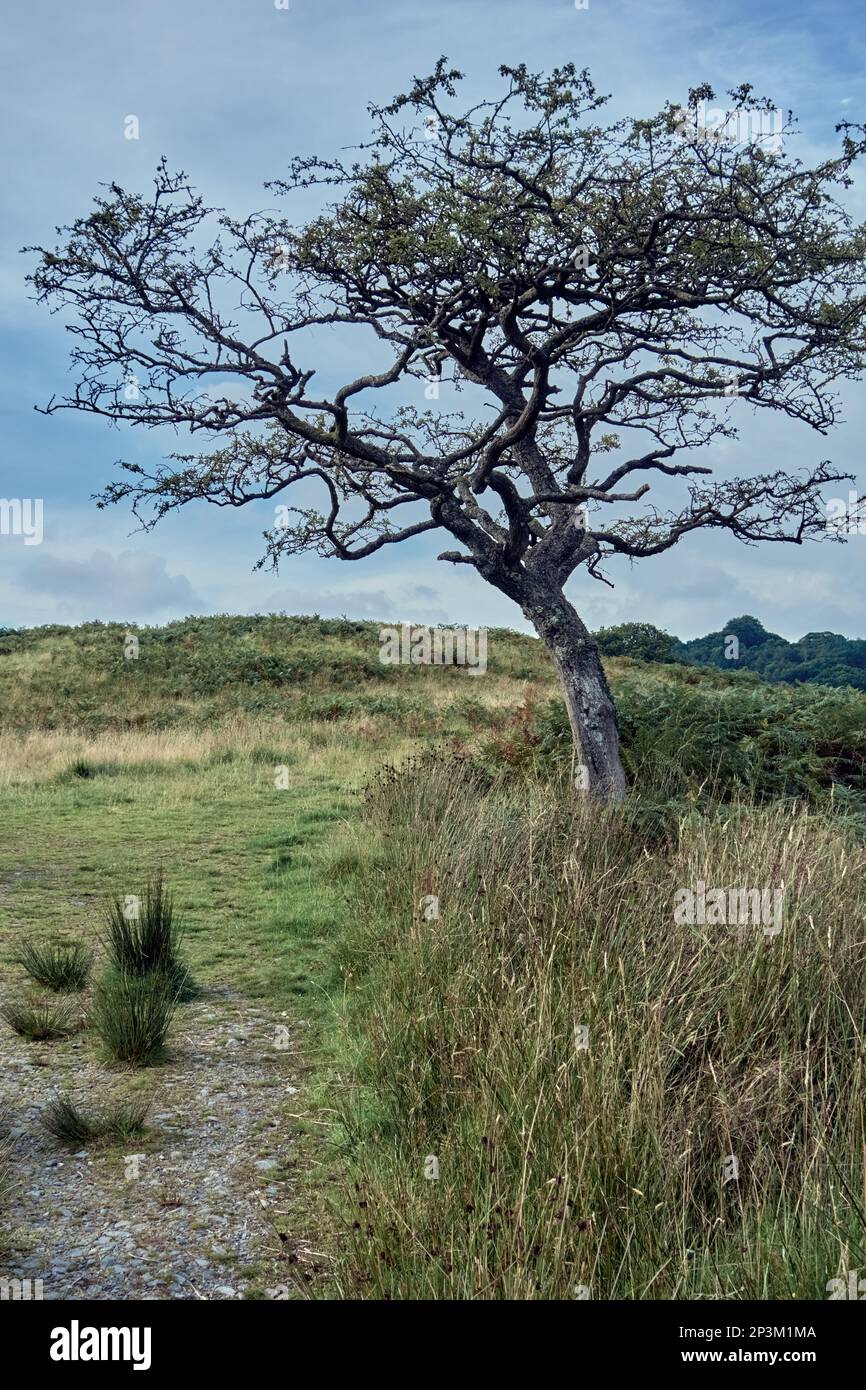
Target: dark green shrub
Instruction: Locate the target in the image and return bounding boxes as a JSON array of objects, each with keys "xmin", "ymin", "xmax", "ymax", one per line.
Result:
[
  {"xmin": 1, "ymin": 1000, "xmax": 77, "ymax": 1041},
  {"xmin": 525, "ymin": 678, "xmax": 866, "ymax": 806}
]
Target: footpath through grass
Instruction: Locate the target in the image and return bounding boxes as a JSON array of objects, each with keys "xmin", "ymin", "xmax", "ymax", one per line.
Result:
[
  {"xmin": 0, "ymin": 615, "xmax": 551, "ymax": 1011},
  {"xmin": 0, "ymin": 729, "xmax": 364, "ymax": 1012},
  {"xmin": 0, "ymin": 617, "xmax": 548, "ymax": 1292}
]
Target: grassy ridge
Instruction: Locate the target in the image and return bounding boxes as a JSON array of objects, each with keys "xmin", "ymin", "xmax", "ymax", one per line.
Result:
[{"xmin": 0, "ymin": 615, "xmax": 545, "ymax": 734}]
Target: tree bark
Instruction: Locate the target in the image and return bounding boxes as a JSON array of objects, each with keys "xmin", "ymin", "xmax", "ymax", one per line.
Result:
[{"xmin": 521, "ymin": 587, "xmax": 627, "ymax": 803}]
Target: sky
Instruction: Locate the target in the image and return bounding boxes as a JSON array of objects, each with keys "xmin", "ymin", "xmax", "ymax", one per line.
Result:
[{"xmin": 1, "ymin": 0, "xmax": 865, "ymax": 640}]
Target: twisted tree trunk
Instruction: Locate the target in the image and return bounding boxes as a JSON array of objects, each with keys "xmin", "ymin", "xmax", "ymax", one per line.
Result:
[{"xmin": 522, "ymin": 588, "xmax": 627, "ymax": 802}]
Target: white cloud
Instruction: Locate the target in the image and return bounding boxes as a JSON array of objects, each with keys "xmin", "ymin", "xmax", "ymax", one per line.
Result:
[{"xmin": 2, "ymin": 548, "xmax": 204, "ymax": 624}]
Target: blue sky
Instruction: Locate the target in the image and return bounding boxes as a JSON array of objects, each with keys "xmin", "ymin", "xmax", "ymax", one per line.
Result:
[{"xmin": 1, "ymin": 0, "xmax": 865, "ymax": 638}]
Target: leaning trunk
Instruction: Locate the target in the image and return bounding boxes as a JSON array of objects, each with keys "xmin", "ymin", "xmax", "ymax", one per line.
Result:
[{"xmin": 522, "ymin": 589, "xmax": 627, "ymax": 803}]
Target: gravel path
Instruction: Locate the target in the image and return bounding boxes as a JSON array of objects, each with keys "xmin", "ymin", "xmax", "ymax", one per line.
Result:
[{"xmin": 0, "ymin": 988, "xmax": 315, "ymax": 1300}]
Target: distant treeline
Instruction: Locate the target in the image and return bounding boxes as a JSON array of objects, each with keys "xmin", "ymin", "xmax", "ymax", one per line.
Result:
[{"xmin": 595, "ymin": 615, "xmax": 866, "ymax": 691}]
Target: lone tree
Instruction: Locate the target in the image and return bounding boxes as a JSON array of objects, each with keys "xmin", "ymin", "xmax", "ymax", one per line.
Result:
[{"xmin": 28, "ymin": 63, "xmax": 866, "ymax": 799}]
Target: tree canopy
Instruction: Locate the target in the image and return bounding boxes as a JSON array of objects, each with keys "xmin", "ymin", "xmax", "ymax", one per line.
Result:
[{"xmin": 27, "ymin": 62, "xmax": 866, "ymax": 591}]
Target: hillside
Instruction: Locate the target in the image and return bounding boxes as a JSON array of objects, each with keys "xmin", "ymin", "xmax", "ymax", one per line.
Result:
[
  {"xmin": 3, "ymin": 613, "xmax": 864, "ymax": 819},
  {"xmin": 0, "ymin": 615, "xmax": 550, "ymax": 736}
]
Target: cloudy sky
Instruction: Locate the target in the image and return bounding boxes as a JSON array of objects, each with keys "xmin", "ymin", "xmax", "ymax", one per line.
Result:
[{"xmin": 1, "ymin": 0, "xmax": 864, "ymax": 638}]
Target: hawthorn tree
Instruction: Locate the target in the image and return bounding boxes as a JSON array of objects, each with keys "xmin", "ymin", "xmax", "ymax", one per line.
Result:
[{"xmin": 28, "ymin": 63, "xmax": 866, "ymax": 799}]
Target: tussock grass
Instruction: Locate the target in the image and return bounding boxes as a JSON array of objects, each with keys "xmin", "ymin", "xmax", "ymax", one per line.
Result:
[
  {"xmin": 103, "ymin": 872, "xmax": 195, "ymax": 1001},
  {"xmin": 42, "ymin": 1093, "xmax": 149, "ymax": 1144},
  {"xmin": 327, "ymin": 756, "xmax": 866, "ymax": 1299},
  {"xmin": 1, "ymin": 999, "xmax": 77, "ymax": 1041},
  {"xmin": 13, "ymin": 940, "xmax": 92, "ymax": 992},
  {"xmin": 92, "ymin": 972, "xmax": 177, "ymax": 1066}
]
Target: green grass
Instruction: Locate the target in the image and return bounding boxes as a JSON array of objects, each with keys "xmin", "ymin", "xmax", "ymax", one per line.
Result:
[
  {"xmin": 0, "ymin": 758, "xmax": 354, "ymax": 1008},
  {"xmin": 91, "ymin": 971, "xmax": 178, "ymax": 1067},
  {"xmin": 321, "ymin": 755, "xmax": 866, "ymax": 1300},
  {"xmin": 2, "ymin": 614, "xmax": 866, "ymax": 1300},
  {"xmin": 103, "ymin": 872, "xmax": 195, "ymax": 1001},
  {"xmin": 13, "ymin": 940, "xmax": 92, "ymax": 992},
  {"xmin": 42, "ymin": 1093, "xmax": 150, "ymax": 1145},
  {"xmin": 1, "ymin": 999, "xmax": 77, "ymax": 1041}
]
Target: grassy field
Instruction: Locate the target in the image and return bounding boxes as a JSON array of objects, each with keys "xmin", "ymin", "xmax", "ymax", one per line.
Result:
[
  {"xmin": 0, "ymin": 721, "xmax": 364, "ymax": 1011},
  {"xmin": 0, "ymin": 616, "xmax": 544, "ymax": 1006},
  {"xmin": 329, "ymin": 760, "xmax": 866, "ymax": 1299},
  {"xmin": 0, "ymin": 617, "xmax": 552, "ymax": 1294},
  {"xmin": 2, "ymin": 615, "xmax": 866, "ymax": 1299}
]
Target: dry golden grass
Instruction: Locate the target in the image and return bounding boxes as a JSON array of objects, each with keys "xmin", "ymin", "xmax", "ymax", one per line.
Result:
[{"xmin": 326, "ymin": 757, "xmax": 866, "ymax": 1299}]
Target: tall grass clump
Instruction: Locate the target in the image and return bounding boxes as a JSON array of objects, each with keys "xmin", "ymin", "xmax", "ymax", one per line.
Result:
[
  {"xmin": 13, "ymin": 940, "xmax": 92, "ymax": 992},
  {"xmin": 42, "ymin": 1093, "xmax": 150, "ymax": 1144},
  {"xmin": 92, "ymin": 972, "xmax": 177, "ymax": 1066},
  {"xmin": 325, "ymin": 754, "xmax": 866, "ymax": 1300},
  {"xmin": 103, "ymin": 872, "xmax": 195, "ymax": 1000},
  {"xmin": 0, "ymin": 1000, "xmax": 77, "ymax": 1041}
]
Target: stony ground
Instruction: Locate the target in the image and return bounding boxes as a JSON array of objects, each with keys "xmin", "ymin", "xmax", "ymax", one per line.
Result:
[{"xmin": 0, "ymin": 985, "xmax": 320, "ymax": 1300}]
